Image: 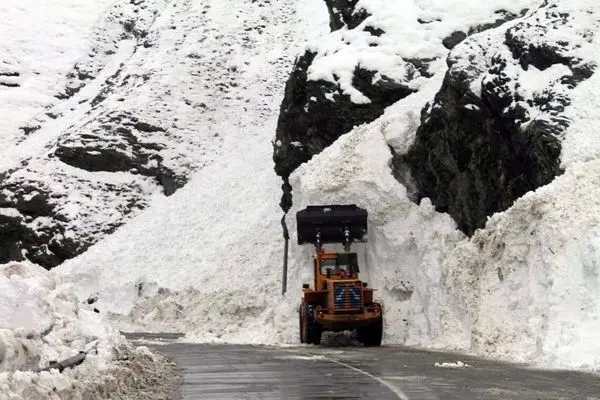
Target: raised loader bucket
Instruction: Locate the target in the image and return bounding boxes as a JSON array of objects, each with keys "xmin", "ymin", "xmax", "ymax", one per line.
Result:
[{"xmin": 296, "ymin": 205, "xmax": 368, "ymax": 246}]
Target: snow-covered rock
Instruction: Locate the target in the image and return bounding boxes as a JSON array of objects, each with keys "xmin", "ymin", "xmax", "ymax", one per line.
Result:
[
  {"xmin": 273, "ymin": 0, "xmax": 542, "ymax": 210},
  {"xmin": 407, "ymin": 0, "xmax": 599, "ymax": 235}
]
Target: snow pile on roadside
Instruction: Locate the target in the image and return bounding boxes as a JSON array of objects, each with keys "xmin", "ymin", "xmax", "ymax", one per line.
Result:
[
  {"xmin": 443, "ymin": 160, "xmax": 600, "ymax": 371},
  {"xmin": 434, "ymin": 361, "xmax": 470, "ymax": 368},
  {"xmin": 0, "ymin": 261, "xmax": 179, "ymax": 399},
  {"xmin": 287, "ymin": 100, "xmax": 600, "ymax": 372}
]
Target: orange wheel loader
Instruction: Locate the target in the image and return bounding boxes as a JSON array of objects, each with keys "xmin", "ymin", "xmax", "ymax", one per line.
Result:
[{"xmin": 296, "ymin": 205, "xmax": 383, "ymax": 346}]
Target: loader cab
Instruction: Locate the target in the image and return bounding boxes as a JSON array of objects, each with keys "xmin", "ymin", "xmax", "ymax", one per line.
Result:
[{"xmin": 314, "ymin": 251, "xmax": 360, "ymax": 290}]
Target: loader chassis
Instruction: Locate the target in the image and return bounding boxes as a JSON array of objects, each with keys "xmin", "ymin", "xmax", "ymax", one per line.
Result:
[{"xmin": 296, "ymin": 205, "xmax": 383, "ymax": 346}]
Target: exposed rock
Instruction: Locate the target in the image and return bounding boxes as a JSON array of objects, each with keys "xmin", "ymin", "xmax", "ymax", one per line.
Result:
[
  {"xmin": 19, "ymin": 125, "xmax": 42, "ymax": 136},
  {"xmin": 0, "ymin": 170, "xmax": 153, "ymax": 269},
  {"xmin": 273, "ymin": 0, "xmax": 420, "ymax": 211},
  {"xmin": 54, "ymin": 111, "xmax": 186, "ymax": 195},
  {"xmin": 442, "ymin": 31, "xmax": 467, "ymax": 50},
  {"xmin": 324, "ymin": 0, "xmax": 368, "ymax": 31},
  {"xmin": 0, "ymin": 104, "xmax": 182, "ymax": 269},
  {"xmin": 404, "ymin": 1, "xmax": 597, "ymax": 235},
  {"xmin": 274, "ymin": 50, "xmax": 415, "ymax": 210},
  {"xmin": 467, "ymin": 9, "xmax": 528, "ymax": 35},
  {"xmin": 0, "ymin": 210, "xmax": 27, "ymax": 263},
  {"xmin": 442, "ymin": 9, "xmax": 528, "ymax": 51}
]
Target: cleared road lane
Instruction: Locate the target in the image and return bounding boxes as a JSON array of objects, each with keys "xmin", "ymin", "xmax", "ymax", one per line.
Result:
[{"xmin": 126, "ymin": 333, "xmax": 600, "ymax": 400}]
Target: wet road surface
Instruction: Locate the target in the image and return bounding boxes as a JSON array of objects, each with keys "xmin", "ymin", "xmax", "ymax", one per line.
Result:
[{"xmin": 126, "ymin": 333, "xmax": 600, "ymax": 400}]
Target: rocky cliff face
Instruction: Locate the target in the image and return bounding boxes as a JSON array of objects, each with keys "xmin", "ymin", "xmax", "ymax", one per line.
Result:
[
  {"xmin": 405, "ymin": 1, "xmax": 597, "ymax": 235},
  {"xmin": 273, "ymin": 0, "xmax": 419, "ymax": 211}
]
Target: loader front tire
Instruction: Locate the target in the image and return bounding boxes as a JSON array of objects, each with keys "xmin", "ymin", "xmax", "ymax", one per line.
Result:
[
  {"xmin": 307, "ymin": 320, "xmax": 322, "ymax": 345},
  {"xmin": 300, "ymin": 304, "xmax": 322, "ymax": 345},
  {"xmin": 361, "ymin": 303, "xmax": 383, "ymax": 347}
]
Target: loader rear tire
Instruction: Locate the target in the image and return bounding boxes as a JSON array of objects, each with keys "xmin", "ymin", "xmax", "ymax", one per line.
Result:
[
  {"xmin": 362, "ymin": 303, "xmax": 383, "ymax": 347},
  {"xmin": 299, "ymin": 313, "xmax": 306, "ymax": 344},
  {"xmin": 362, "ymin": 318, "xmax": 382, "ymax": 347}
]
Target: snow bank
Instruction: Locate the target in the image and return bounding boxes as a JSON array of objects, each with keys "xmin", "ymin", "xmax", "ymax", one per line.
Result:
[
  {"xmin": 0, "ymin": 261, "xmax": 115, "ymax": 373},
  {"xmin": 0, "ymin": 261, "xmax": 179, "ymax": 398},
  {"xmin": 443, "ymin": 160, "xmax": 600, "ymax": 371},
  {"xmin": 287, "ymin": 103, "xmax": 600, "ymax": 372},
  {"xmin": 286, "ymin": 114, "xmax": 466, "ymax": 348}
]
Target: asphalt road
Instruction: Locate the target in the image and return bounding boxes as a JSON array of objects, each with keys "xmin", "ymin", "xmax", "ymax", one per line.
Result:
[{"xmin": 126, "ymin": 333, "xmax": 600, "ymax": 400}]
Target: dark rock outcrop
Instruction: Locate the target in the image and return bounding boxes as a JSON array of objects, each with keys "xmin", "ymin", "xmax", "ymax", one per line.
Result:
[
  {"xmin": 54, "ymin": 112, "xmax": 186, "ymax": 195},
  {"xmin": 273, "ymin": 0, "xmax": 420, "ymax": 211},
  {"xmin": 324, "ymin": 0, "xmax": 368, "ymax": 31},
  {"xmin": 405, "ymin": 2, "xmax": 597, "ymax": 235},
  {"xmin": 442, "ymin": 9, "xmax": 529, "ymax": 50},
  {"xmin": 0, "ymin": 171, "xmax": 151, "ymax": 269},
  {"xmin": 0, "ymin": 184, "xmax": 80, "ymax": 267},
  {"xmin": 273, "ymin": 52, "xmax": 415, "ymax": 179},
  {"xmin": 442, "ymin": 31, "xmax": 467, "ymax": 50},
  {"xmin": 0, "ymin": 108, "xmax": 188, "ymax": 269}
]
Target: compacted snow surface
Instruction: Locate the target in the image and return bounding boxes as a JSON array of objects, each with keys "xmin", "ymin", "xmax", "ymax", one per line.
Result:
[{"xmin": 1, "ymin": 0, "xmax": 600, "ymax": 390}]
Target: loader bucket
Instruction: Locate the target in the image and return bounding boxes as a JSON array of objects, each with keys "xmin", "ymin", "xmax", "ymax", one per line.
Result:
[{"xmin": 296, "ymin": 205, "xmax": 368, "ymax": 246}]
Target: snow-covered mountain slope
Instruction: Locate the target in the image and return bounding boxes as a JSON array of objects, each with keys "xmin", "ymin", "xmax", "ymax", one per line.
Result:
[
  {"xmin": 2, "ymin": 0, "xmax": 599, "ymax": 376},
  {"xmin": 1, "ymin": 0, "xmax": 299, "ymax": 269},
  {"xmin": 0, "ymin": 0, "xmax": 114, "ymax": 147},
  {"xmin": 0, "ymin": 262, "xmax": 178, "ymax": 399},
  {"xmin": 54, "ymin": 0, "xmax": 330, "ymax": 343}
]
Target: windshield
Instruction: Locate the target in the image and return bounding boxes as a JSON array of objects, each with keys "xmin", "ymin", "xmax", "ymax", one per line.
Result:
[{"xmin": 320, "ymin": 259, "xmax": 349, "ymax": 275}]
